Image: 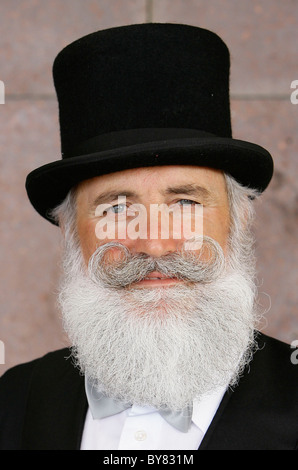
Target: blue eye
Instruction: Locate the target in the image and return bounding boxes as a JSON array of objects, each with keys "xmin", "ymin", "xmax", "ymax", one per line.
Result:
[
  {"xmin": 108, "ymin": 203, "xmax": 127, "ymax": 214},
  {"xmin": 178, "ymin": 199, "xmax": 197, "ymax": 205}
]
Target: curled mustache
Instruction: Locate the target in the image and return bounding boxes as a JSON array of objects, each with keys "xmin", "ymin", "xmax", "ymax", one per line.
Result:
[{"xmin": 88, "ymin": 236, "xmax": 225, "ymax": 289}]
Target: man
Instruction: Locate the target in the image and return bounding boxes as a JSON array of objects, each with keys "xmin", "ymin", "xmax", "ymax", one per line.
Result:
[{"xmin": 0, "ymin": 23, "xmax": 297, "ymax": 450}]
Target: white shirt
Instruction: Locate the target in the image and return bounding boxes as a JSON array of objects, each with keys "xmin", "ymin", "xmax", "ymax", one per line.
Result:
[{"xmin": 80, "ymin": 386, "xmax": 226, "ymax": 450}]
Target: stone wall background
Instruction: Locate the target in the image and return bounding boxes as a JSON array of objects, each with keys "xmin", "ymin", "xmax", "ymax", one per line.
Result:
[{"xmin": 0, "ymin": 0, "xmax": 297, "ymax": 373}]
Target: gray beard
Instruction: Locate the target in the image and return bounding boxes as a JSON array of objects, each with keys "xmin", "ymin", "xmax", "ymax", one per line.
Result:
[{"xmin": 58, "ymin": 235, "xmax": 260, "ymax": 411}]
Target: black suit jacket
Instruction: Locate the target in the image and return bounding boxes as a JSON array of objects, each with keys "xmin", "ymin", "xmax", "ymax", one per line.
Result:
[{"xmin": 0, "ymin": 332, "xmax": 297, "ymax": 450}]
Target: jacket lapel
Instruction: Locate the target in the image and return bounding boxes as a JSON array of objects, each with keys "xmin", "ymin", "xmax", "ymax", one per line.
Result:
[
  {"xmin": 22, "ymin": 348, "xmax": 88, "ymax": 450},
  {"xmin": 199, "ymin": 333, "xmax": 298, "ymax": 450}
]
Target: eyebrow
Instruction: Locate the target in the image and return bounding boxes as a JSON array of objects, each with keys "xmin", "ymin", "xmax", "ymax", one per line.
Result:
[
  {"xmin": 90, "ymin": 190, "xmax": 137, "ymax": 210},
  {"xmin": 163, "ymin": 184, "xmax": 212, "ymax": 199},
  {"xmin": 90, "ymin": 183, "xmax": 213, "ymax": 210}
]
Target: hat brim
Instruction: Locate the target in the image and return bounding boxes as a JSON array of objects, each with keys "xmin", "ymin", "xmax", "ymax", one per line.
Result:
[{"xmin": 26, "ymin": 136, "xmax": 273, "ymax": 224}]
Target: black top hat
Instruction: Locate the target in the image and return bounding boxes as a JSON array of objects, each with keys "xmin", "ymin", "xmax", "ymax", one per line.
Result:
[{"xmin": 26, "ymin": 23, "xmax": 273, "ymax": 223}]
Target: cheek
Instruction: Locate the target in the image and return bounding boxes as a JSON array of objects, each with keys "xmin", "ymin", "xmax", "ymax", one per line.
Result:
[
  {"xmin": 77, "ymin": 220, "xmax": 99, "ymax": 266},
  {"xmin": 77, "ymin": 219, "xmax": 134, "ymax": 266},
  {"xmin": 203, "ymin": 209, "xmax": 230, "ymax": 252}
]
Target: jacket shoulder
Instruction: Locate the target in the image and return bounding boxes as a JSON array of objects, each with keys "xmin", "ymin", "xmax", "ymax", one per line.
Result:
[
  {"xmin": 0, "ymin": 348, "xmax": 71, "ymax": 450},
  {"xmin": 255, "ymin": 332, "xmax": 298, "ymax": 387},
  {"xmin": 202, "ymin": 333, "xmax": 298, "ymax": 450}
]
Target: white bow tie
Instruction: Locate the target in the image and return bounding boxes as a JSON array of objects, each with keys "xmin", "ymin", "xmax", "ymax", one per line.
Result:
[{"xmin": 85, "ymin": 377, "xmax": 193, "ymax": 433}]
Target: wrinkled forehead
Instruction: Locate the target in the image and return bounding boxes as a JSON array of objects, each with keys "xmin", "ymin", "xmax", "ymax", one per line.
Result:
[{"xmin": 75, "ymin": 165, "xmax": 229, "ymax": 208}]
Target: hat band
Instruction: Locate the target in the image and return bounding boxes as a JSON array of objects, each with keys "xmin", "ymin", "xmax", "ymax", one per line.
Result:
[{"xmin": 65, "ymin": 128, "xmax": 218, "ymax": 158}]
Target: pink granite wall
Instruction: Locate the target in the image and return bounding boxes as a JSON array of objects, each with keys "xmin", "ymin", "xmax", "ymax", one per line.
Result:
[{"xmin": 0, "ymin": 0, "xmax": 297, "ymax": 373}]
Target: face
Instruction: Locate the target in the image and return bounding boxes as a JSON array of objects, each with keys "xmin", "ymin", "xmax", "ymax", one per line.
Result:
[
  {"xmin": 76, "ymin": 165, "xmax": 231, "ymax": 285},
  {"xmin": 59, "ymin": 166, "xmax": 258, "ymax": 410}
]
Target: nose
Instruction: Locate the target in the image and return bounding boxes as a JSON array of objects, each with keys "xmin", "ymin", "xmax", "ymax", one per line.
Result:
[
  {"xmin": 127, "ymin": 204, "xmax": 183, "ymax": 257},
  {"xmin": 130, "ymin": 236, "xmax": 180, "ymax": 258}
]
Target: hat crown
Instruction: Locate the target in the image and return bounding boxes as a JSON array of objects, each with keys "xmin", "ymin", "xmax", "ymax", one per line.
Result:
[
  {"xmin": 26, "ymin": 23, "xmax": 273, "ymax": 223},
  {"xmin": 53, "ymin": 23, "xmax": 232, "ymax": 157}
]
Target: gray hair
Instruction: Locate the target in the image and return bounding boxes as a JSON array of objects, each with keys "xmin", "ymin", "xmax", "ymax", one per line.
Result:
[{"xmin": 50, "ymin": 187, "xmax": 78, "ymax": 240}]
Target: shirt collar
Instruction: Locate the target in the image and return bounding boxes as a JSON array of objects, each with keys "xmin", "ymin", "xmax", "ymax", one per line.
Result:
[
  {"xmin": 192, "ymin": 385, "xmax": 227, "ymax": 433},
  {"xmin": 85, "ymin": 375, "xmax": 226, "ymax": 434}
]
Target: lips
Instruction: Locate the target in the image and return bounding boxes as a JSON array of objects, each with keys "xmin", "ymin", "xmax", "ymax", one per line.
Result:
[
  {"xmin": 143, "ymin": 271, "xmax": 173, "ymax": 280},
  {"xmin": 131, "ymin": 271, "xmax": 182, "ymax": 288}
]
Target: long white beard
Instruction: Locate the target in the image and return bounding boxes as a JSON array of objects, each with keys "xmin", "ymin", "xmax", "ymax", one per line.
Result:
[{"xmin": 58, "ymin": 235, "xmax": 260, "ymax": 411}]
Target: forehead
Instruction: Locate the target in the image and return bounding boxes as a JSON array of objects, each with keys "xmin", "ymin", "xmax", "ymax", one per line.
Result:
[{"xmin": 76, "ymin": 165, "xmax": 228, "ymax": 201}]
